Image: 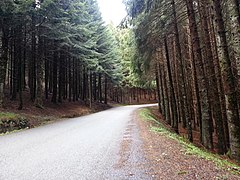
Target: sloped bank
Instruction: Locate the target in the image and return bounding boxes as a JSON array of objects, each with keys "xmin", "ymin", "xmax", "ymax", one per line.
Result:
[
  {"xmin": 137, "ymin": 107, "xmax": 240, "ymax": 179},
  {"xmin": 0, "ymin": 112, "xmax": 29, "ymax": 134},
  {"xmin": 0, "ymin": 101, "xmax": 111, "ymax": 135}
]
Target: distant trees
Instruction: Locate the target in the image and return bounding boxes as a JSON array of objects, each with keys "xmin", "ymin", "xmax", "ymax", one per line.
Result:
[
  {"xmin": 124, "ymin": 0, "xmax": 240, "ymax": 159},
  {"xmin": 113, "ymin": 26, "xmax": 157, "ymax": 104},
  {"xmin": 0, "ymin": 0, "xmax": 123, "ymax": 108}
]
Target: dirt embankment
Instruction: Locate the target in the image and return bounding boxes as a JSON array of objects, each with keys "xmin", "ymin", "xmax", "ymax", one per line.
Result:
[
  {"xmin": 0, "ymin": 98, "xmax": 111, "ymax": 133},
  {"xmin": 135, "ymin": 107, "xmax": 240, "ymax": 179}
]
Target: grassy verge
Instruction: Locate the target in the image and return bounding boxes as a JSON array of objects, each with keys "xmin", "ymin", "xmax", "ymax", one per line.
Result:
[
  {"xmin": 139, "ymin": 108, "xmax": 240, "ymax": 175},
  {"xmin": 0, "ymin": 112, "xmax": 29, "ymax": 135},
  {"xmin": 0, "ymin": 112, "xmax": 20, "ymax": 120}
]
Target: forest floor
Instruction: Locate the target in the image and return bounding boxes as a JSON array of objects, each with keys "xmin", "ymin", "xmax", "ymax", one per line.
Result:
[
  {"xmin": 124, "ymin": 107, "xmax": 240, "ymax": 179},
  {"xmin": 0, "ymin": 96, "xmax": 111, "ymax": 132}
]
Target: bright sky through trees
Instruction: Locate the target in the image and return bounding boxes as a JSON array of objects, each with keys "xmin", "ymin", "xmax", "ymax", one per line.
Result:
[{"xmin": 97, "ymin": 0, "xmax": 127, "ymax": 26}]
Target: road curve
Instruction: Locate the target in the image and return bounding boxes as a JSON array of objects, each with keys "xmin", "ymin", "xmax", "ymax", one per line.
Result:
[{"xmin": 0, "ymin": 104, "xmax": 156, "ymax": 180}]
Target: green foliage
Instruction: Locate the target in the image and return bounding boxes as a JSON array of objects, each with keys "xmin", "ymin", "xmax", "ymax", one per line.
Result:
[
  {"xmin": 114, "ymin": 27, "xmax": 136, "ymax": 86},
  {"xmin": 139, "ymin": 108, "xmax": 158, "ymax": 122},
  {"xmin": 112, "ymin": 26, "xmax": 156, "ymax": 89},
  {"xmin": 97, "ymin": 24, "xmax": 123, "ymax": 83},
  {"xmin": 0, "ymin": 0, "xmax": 123, "ymax": 85},
  {"xmin": 0, "ymin": 112, "xmax": 19, "ymax": 121},
  {"xmin": 123, "ymin": 0, "xmax": 146, "ymax": 18},
  {"xmin": 0, "ymin": 0, "xmax": 127, "ymax": 108},
  {"xmin": 121, "ymin": 0, "xmax": 173, "ymax": 90},
  {"xmin": 105, "ymin": 0, "xmax": 162, "ymax": 91},
  {"xmin": 177, "ymin": 171, "xmax": 187, "ymax": 175},
  {"xmin": 0, "ymin": 112, "xmax": 29, "ymax": 133}
]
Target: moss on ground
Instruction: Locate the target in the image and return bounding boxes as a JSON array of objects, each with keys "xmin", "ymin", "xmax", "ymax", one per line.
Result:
[
  {"xmin": 0, "ymin": 112, "xmax": 29, "ymax": 134},
  {"xmin": 0, "ymin": 112, "xmax": 20, "ymax": 120}
]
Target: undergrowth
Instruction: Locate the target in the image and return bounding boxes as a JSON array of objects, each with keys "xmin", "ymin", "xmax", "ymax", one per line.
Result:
[
  {"xmin": 0, "ymin": 112, "xmax": 29, "ymax": 134},
  {"xmin": 0, "ymin": 112, "xmax": 19, "ymax": 120},
  {"xmin": 139, "ymin": 108, "xmax": 240, "ymax": 175}
]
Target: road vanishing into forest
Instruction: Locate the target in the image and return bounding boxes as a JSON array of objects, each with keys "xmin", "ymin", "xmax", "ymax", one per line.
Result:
[{"xmin": 0, "ymin": 104, "xmax": 156, "ymax": 180}]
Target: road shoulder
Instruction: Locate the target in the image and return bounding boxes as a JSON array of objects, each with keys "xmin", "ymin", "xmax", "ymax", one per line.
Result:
[{"xmin": 136, "ymin": 108, "xmax": 240, "ymax": 179}]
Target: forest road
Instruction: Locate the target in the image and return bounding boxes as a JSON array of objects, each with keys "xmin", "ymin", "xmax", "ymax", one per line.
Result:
[{"xmin": 0, "ymin": 104, "xmax": 156, "ymax": 180}]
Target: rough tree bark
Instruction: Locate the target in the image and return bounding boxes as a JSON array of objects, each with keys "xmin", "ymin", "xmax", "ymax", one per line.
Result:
[
  {"xmin": 0, "ymin": 18, "xmax": 9, "ymax": 108},
  {"xmin": 213, "ymin": 0, "xmax": 240, "ymax": 159},
  {"xmin": 185, "ymin": 0, "xmax": 213, "ymax": 149},
  {"xmin": 35, "ymin": 28, "xmax": 44, "ymax": 108},
  {"xmin": 164, "ymin": 37, "xmax": 178, "ymax": 133},
  {"xmin": 199, "ymin": 0, "xmax": 227, "ymax": 153}
]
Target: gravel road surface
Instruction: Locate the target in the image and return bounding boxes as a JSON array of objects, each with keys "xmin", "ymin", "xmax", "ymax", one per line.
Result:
[{"xmin": 0, "ymin": 104, "xmax": 156, "ymax": 180}]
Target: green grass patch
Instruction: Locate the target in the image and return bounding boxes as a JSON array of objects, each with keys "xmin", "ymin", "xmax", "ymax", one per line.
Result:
[
  {"xmin": 0, "ymin": 112, "xmax": 29, "ymax": 134},
  {"xmin": 139, "ymin": 108, "xmax": 160, "ymax": 123},
  {"xmin": 177, "ymin": 170, "xmax": 187, "ymax": 175},
  {"xmin": 139, "ymin": 108, "xmax": 240, "ymax": 175},
  {"xmin": 0, "ymin": 112, "xmax": 20, "ymax": 121}
]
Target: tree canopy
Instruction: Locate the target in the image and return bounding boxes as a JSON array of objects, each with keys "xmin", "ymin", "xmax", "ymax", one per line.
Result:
[{"xmin": 0, "ymin": 0, "xmax": 125, "ymax": 108}]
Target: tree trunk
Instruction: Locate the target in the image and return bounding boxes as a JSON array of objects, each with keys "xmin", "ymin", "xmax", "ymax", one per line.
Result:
[
  {"xmin": 89, "ymin": 71, "xmax": 92, "ymax": 108},
  {"xmin": 171, "ymin": 0, "xmax": 188, "ymax": 130},
  {"xmin": 104, "ymin": 74, "xmax": 108, "ymax": 104},
  {"xmin": 164, "ymin": 37, "xmax": 178, "ymax": 133},
  {"xmin": 35, "ymin": 28, "xmax": 44, "ymax": 108},
  {"xmin": 98, "ymin": 73, "xmax": 102, "ymax": 102},
  {"xmin": 0, "ymin": 19, "xmax": 9, "ymax": 107},
  {"xmin": 17, "ymin": 27, "xmax": 23, "ymax": 110},
  {"xmin": 185, "ymin": 0, "xmax": 213, "ymax": 149},
  {"xmin": 30, "ymin": 13, "xmax": 36, "ymax": 102},
  {"xmin": 155, "ymin": 63, "xmax": 161, "ymax": 113},
  {"xmin": 51, "ymin": 43, "xmax": 58, "ymax": 103},
  {"xmin": 209, "ymin": 7, "xmax": 230, "ymax": 148},
  {"xmin": 199, "ymin": 0, "xmax": 227, "ymax": 153},
  {"xmin": 213, "ymin": 0, "xmax": 240, "ymax": 159},
  {"xmin": 58, "ymin": 50, "xmax": 64, "ymax": 103}
]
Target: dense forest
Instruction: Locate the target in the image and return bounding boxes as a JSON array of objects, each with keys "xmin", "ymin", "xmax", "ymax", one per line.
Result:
[
  {"xmin": 123, "ymin": 0, "xmax": 240, "ymax": 160},
  {"xmin": 0, "ymin": 0, "xmax": 122, "ymax": 109},
  {"xmin": 0, "ymin": 0, "xmax": 156, "ymax": 110},
  {"xmin": 1, "ymin": 0, "xmax": 240, "ymax": 161}
]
